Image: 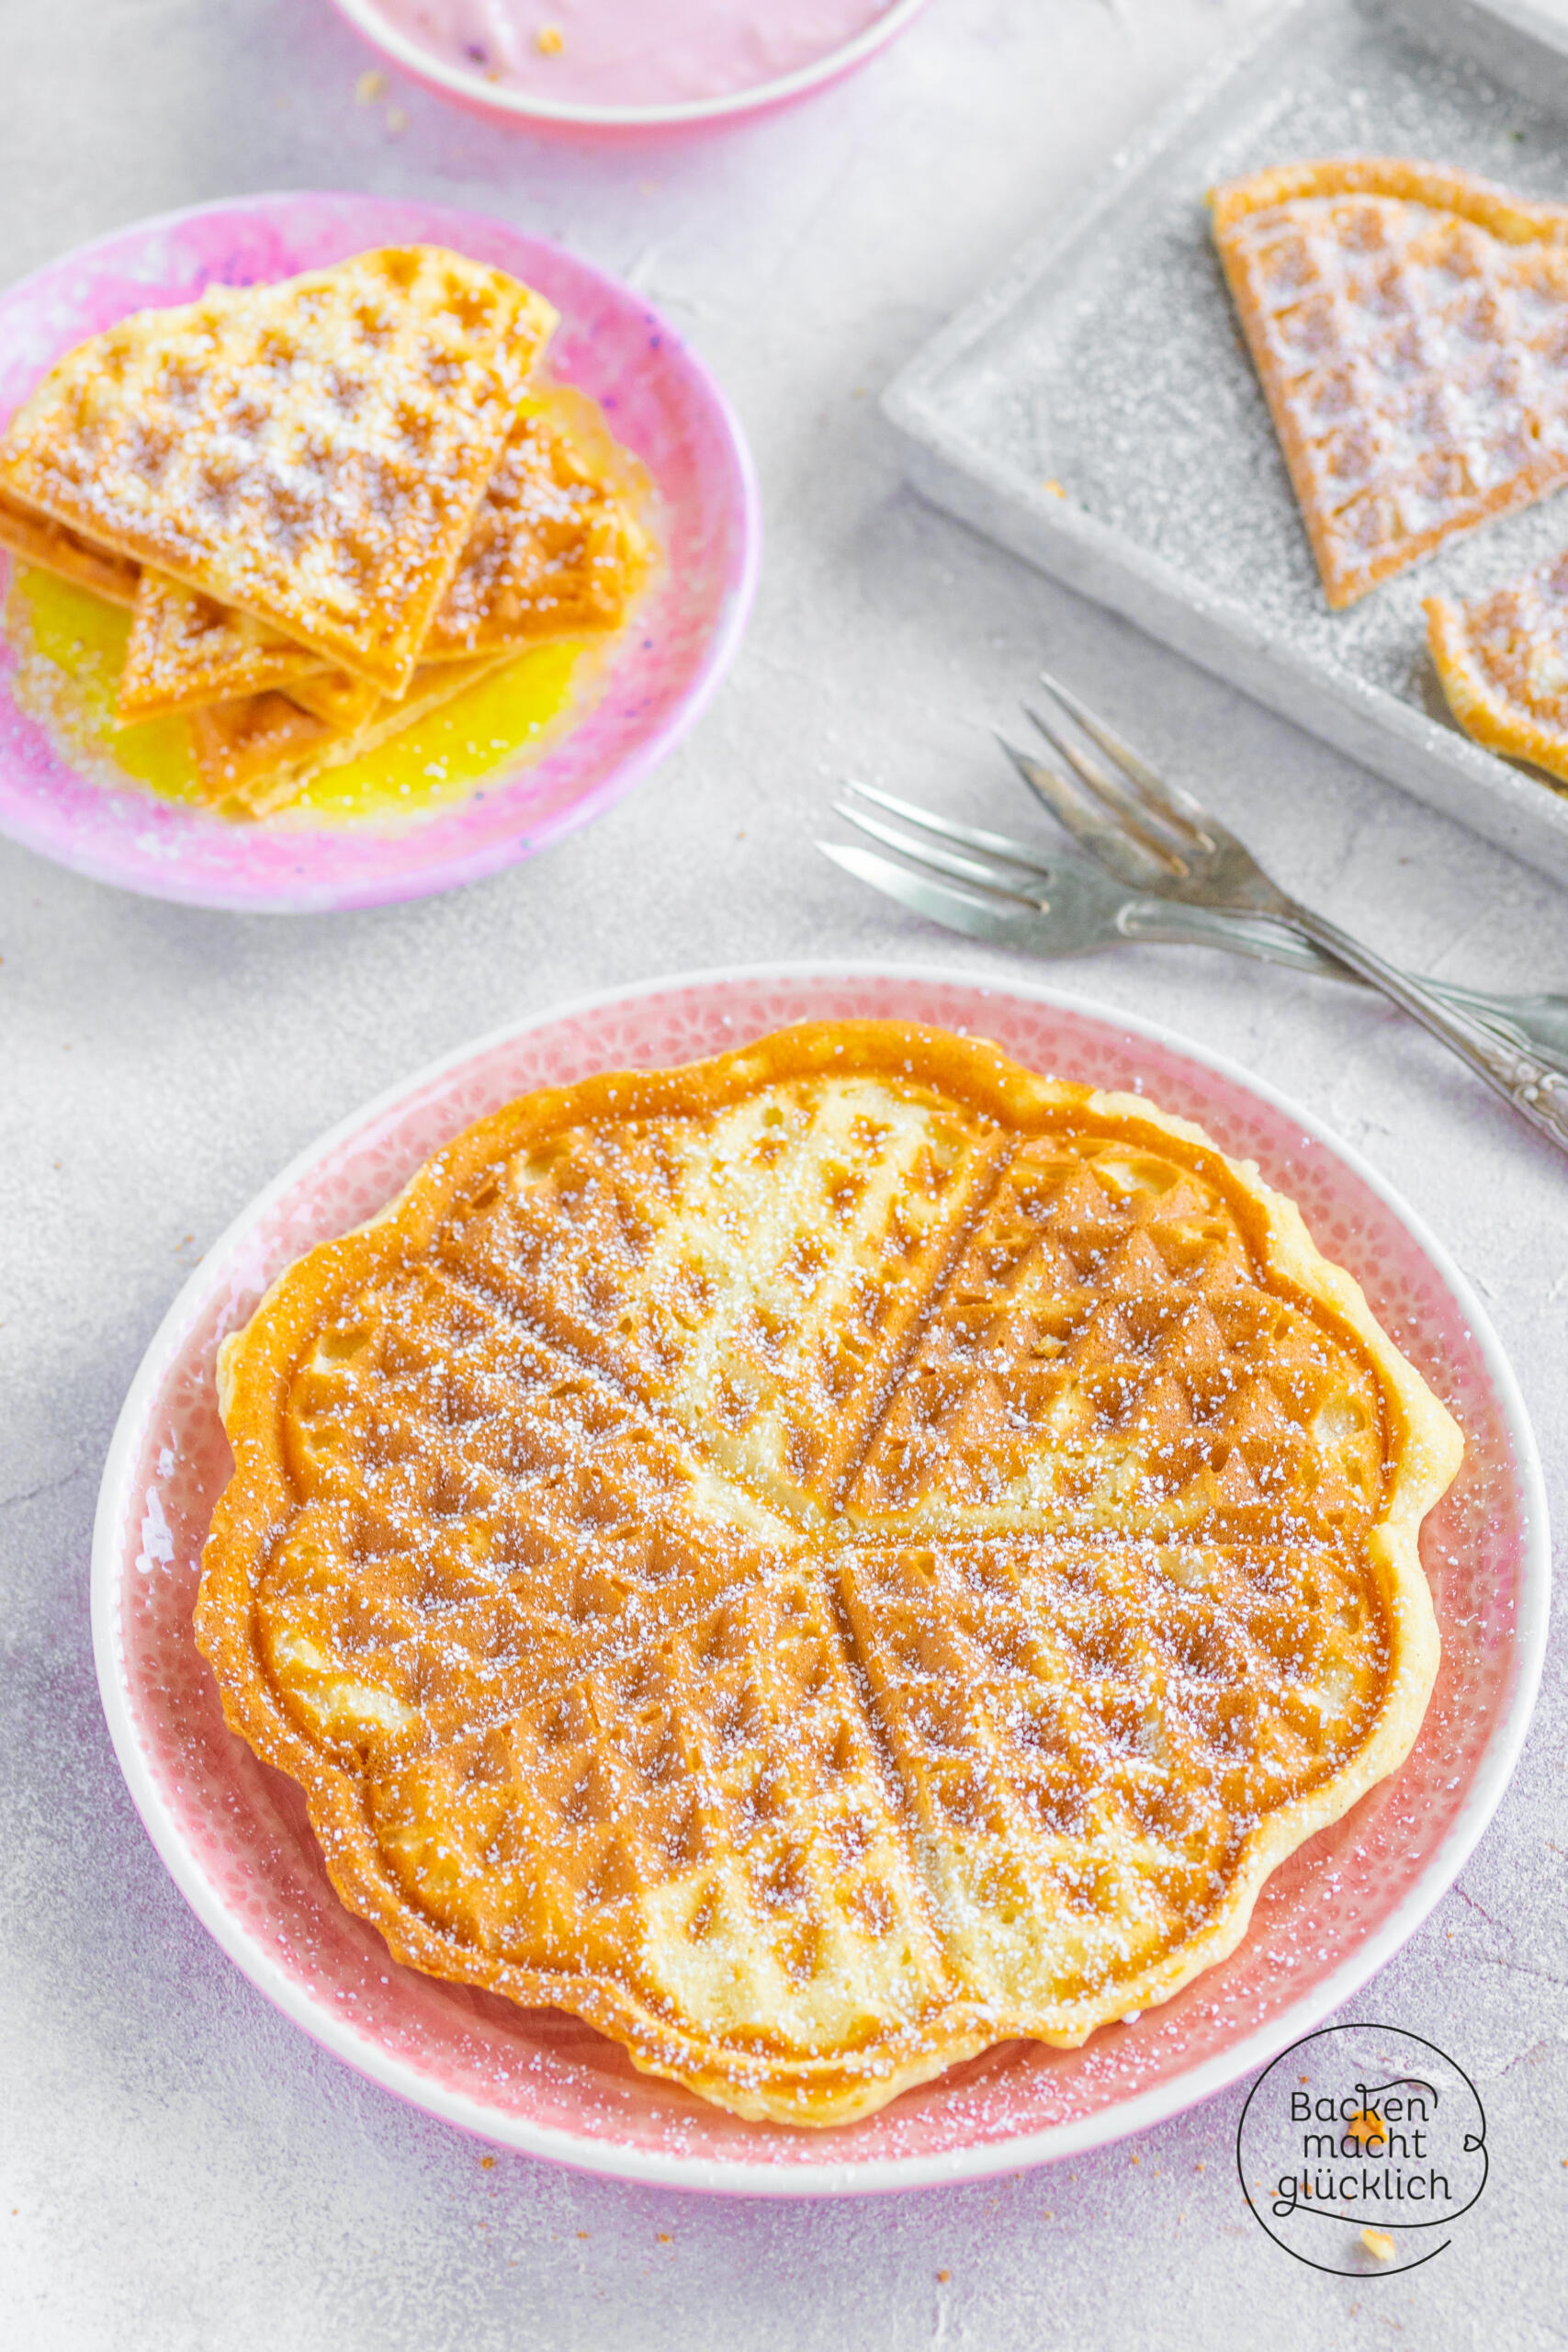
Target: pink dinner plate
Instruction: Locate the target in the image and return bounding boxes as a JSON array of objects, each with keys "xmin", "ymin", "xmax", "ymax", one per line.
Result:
[
  {"xmin": 92, "ymin": 965, "xmax": 1548, "ymax": 2195},
  {"xmin": 332, "ymin": 0, "xmax": 934, "ymax": 137},
  {"xmin": 0, "ymin": 193, "xmax": 758, "ymax": 911}
]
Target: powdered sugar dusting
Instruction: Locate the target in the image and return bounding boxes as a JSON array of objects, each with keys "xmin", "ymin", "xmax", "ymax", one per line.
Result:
[
  {"xmin": 95, "ymin": 974, "xmax": 1539, "ymax": 2183},
  {"xmin": 0, "ymin": 191, "xmax": 756, "ymax": 909},
  {"xmin": 926, "ymin": 2, "xmax": 1568, "ymax": 759}
]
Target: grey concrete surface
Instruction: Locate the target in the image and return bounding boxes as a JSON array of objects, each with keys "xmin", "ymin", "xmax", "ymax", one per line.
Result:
[{"xmin": 1, "ymin": 2, "xmax": 1564, "ymax": 2346}]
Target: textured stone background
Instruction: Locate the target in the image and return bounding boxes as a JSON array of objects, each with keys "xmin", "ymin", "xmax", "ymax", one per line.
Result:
[{"xmin": 1, "ymin": 2, "xmax": 1564, "ymax": 2345}]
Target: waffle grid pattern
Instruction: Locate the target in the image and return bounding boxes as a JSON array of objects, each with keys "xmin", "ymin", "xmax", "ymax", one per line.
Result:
[
  {"xmin": 1212, "ymin": 162, "xmax": 1568, "ymax": 608},
  {"xmin": 1427, "ymin": 550, "xmax": 1568, "ymax": 786},
  {"xmin": 115, "ymin": 390, "xmax": 652, "ymax": 725},
  {"xmin": 0, "ymin": 248, "xmax": 554, "ymax": 692},
  {"xmin": 198, "ymin": 1029, "xmax": 1457, "ymax": 2122},
  {"xmin": 0, "ymin": 244, "xmax": 664, "ymax": 825}
]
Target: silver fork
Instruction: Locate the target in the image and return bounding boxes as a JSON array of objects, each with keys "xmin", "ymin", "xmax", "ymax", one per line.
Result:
[
  {"xmin": 1000, "ymin": 670, "xmax": 1568, "ymax": 1156},
  {"xmin": 820, "ymin": 780, "xmax": 1568, "ymax": 1073}
]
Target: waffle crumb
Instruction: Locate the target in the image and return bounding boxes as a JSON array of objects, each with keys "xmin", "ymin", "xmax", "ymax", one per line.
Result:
[
  {"xmin": 355, "ymin": 69, "xmax": 385, "ymax": 103},
  {"xmin": 536, "ymin": 24, "xmax": 565, "ymax": 53},
  {"xmin": 1361, "ymin": 2228, "xmax": 1396, "ymax": 2263}
]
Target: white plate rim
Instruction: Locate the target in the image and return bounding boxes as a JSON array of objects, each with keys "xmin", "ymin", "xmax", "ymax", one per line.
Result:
[{"xmin": 91, "ymin": 957, "xmax": 1551, "ymax": 2197}]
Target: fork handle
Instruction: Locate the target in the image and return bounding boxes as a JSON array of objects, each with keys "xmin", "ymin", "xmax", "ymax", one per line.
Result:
[
  {"xmin": 1279, "ymin": 898, "xmax": 1568, "ymax": 1159},
  {"xmin": 1120, "ymin": 901, "xmax": 1568, "ymax": 1071}
]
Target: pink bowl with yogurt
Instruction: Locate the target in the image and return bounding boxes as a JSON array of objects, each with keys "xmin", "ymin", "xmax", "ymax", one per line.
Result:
[{"xmin": 331, "ymin": 0, "xmax": 934, "ymax": 134}]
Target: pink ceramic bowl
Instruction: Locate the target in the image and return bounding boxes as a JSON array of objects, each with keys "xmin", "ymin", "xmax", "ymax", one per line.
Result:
[
  {"xmin": 92, "ymin": 965, "xmax": 1547, "ymax": 2195},
  {"xmin": 0, "ymin": 192, "xmax": 758, "ymax": 911},
  {"xmin": 332, "ymin": 0, "xmax": 933, "ymax": 137}
]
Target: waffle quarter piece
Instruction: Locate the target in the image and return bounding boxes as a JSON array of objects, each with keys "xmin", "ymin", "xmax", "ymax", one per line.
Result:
[
  {"xmin": 197, "ymin": 1023, "xmax": 1461, "ymax": 2123},
  {"xmin": 188, "ymin": 651, "xmax": 505, "ymax": 817},
  {"xmin": 117, "ymin": 387, "xmax": 651, "ymax": 724},
  {"xmin": 0, "ymin": 247, "xmax": 556, "ymax": 694},
  {"xmin": 0, "ymin": 486, "xmax": 140, "ymax": 608},
  {"xmin": 1427, "ymin": 553, "xmax": 1568, "ymax": 786},
  {"xmin": 117, "ymin": 572, "xmax": 379, "ymax": 729},
  {"xmin": 1211, "ymin": 160, "xmax": 1568, "ymax": 609}
]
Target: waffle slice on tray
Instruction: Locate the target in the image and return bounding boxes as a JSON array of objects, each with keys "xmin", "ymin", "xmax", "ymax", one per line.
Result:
[
  {"xmin": 0, "ymin": 247, "xmax": 557, "ymax": 693},
  {"xmin": 197, "ymin": 1023, "xmax": 1462, "ymax": 2124},
  {"xmin": 1210, "ymin": 160, "xmax": 1568, "ymax": 609},
  {"xmin": 1427, "ymin": 553, "xmax": 1568, "ymax": 786},
  {"xmin": 188, "ymin": 652, "xmax": 506, "ymax": 818}
]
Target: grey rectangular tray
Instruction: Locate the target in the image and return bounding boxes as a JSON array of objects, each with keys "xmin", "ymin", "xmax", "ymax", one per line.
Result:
[{"xmin": 884, "ymin": 0, "xmax": 1568, "ymax": 888}]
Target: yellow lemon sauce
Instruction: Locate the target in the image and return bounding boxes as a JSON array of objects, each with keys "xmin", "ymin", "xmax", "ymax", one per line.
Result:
[{"xmin": 4, "ymin": 563, "xmax": 602, "ymax": 826}]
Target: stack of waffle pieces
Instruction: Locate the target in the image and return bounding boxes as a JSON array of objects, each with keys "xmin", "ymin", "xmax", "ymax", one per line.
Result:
[
  {"xmin": 1426, "ymin": 552, "xmax": 1568, "ymax": 784},
  {"xmin": 0, "ymin": 247, "xmax": 651, "ymax": 816}
]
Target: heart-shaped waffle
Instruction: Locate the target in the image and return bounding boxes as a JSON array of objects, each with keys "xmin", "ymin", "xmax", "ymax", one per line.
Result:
[{"xmin": 197, "ymin": 1023, "xmax": 1460, "ymax": 2124}]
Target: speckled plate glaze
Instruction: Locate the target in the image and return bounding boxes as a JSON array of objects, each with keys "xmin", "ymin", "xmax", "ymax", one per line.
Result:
[
  {"xmin": 92, "ymin": 967, "xmax": 1547, "ymax": 2195},
  {"xmin": 0, "ymin": 193, "xmax": 757, "ymax": 911}
]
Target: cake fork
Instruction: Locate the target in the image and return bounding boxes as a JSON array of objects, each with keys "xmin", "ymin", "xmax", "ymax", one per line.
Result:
[
  {"xmin": 821, "ymin": 779, "xmax": 1568, "ymax": 1073},
  {"xmin": 1003, "ymin": 670, "xmax": 1568, "ymax": 1154}
]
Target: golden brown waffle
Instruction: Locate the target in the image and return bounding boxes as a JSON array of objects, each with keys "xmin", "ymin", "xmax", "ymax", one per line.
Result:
[
  {"xmin": 0, "ymin": 486, "xmax": 140, "ymax": 607},
  {"xmin": 188, "ymin": 652, "xmax": 504, "ymax": 818},
  {"xmin": 117, "ymin": 386, "xmax": 648, "ymax": 723},
  {"xmin": 269, "ymin": 665, "xmax": 382, "ymax": 732},
  {"xmin": 1427, "ymin": 556, "xmax": 1568, "ymax": 786},
  {"xmin": 1210, "ymin": 160, "xmax": 1568, "ymax": 608},
  {"xmin": 197, "ymin": 1023, "xmax": 1461, "ymax": 2124},
  {"xmin": 421, "ymin": 384, "xmax": 654, "ymax": 662},
  {"xmin": 0, "ymin": 248, "xmax": 556, "ymax": 693},
  {"xmin": 187, "ymin": 690, "xmax": 331, "ymax": 810},
  {"xmin": 118, "ymin": 573, "xmax": 380, "ymax": 729}
]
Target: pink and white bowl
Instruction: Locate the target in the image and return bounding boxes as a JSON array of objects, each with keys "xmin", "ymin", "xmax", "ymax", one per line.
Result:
[
  {"xmin": 332, "ymin": 0, "xmax": 934, "ymax": 138},
  {"xmin": 92, "ymin": 967, "xmax": 1548, "ymax": 2195},
  {"xmin": 0, "ymin": 192, "xmax": 758, "ymax": 912}
]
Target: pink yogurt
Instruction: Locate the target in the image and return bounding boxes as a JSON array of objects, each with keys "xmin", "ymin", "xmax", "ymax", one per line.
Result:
[{"xmin": 373, "ymin": 0, "xmax": 903, "ymax": 107}]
